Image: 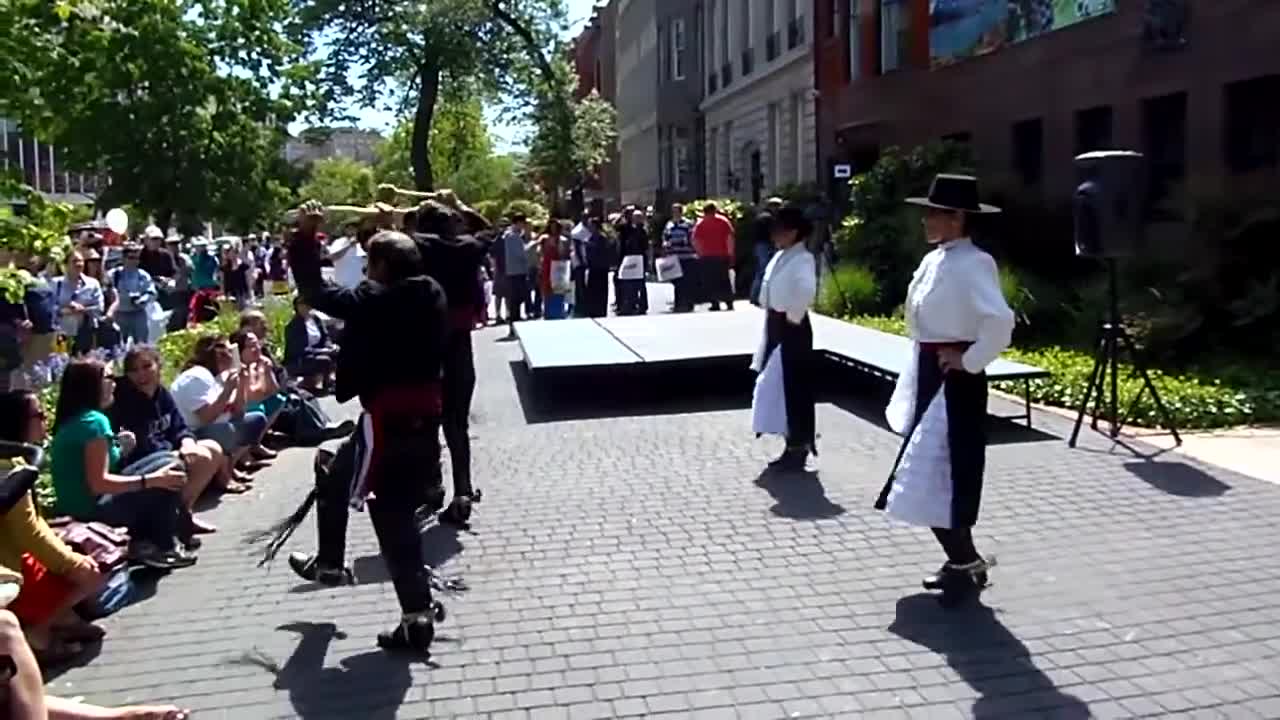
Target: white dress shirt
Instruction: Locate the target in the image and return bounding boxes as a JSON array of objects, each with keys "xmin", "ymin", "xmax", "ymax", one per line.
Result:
[
  {"xmin": 759, "ymin": 243, "xmax": 816, "ymax": 325},
  {"xmin": 904, "ymin": 238, "xmax": 1015, "ymax": 374}
]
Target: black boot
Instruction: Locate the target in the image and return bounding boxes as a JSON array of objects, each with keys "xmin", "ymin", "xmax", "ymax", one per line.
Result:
[
  {"xmin": 376, "ymin": 612, "xmax": 435, "ymax": 654},
  {"xmin": 288, "ymin": 552, "xmax": 355, "ymax": 587},
  {"xmin": 768, "ymin": 447, "xmax": 809, "ymax": 471},
  {"xmin": 935, "ymin": 559, "xmax": 991, "ymax": 608}
]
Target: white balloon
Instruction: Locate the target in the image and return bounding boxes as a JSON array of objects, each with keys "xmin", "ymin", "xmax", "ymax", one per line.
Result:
[{"xmin": 105, "ymin": 208, "xmax": 129, "ymax": 234}]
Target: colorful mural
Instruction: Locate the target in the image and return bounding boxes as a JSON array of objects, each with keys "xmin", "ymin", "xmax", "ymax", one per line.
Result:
[
  {"xmin": 929, "ymin": 0, "xmax": 1117, "ymax": 67},
  {"xmin": 1008, "ymin": 0, "xmax": 1117, "ymax": 43},
  {"xmin": 929, "ymin": 0, "xmax": 1009, "ymax": 67}
]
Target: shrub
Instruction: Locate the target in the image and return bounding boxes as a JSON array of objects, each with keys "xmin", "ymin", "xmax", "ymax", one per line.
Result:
[
  {"xmin": 817, "ymin": 264, "xmax": 880, "ymax": 317},
  {"xmin": 843, "ymin": 314, "xmax": 1280, "ymax": 430},
  {"xmin": 502, "ymin": 199, "xmax": 549, "ymax": 228},
  {"xmin": 472, "ymin": 200, "xmax": 503, "ymax": 225},
  {"xmin": 999, "ymin": 265, "xmax": 1036, "ymax": 326},
  {"xmin": 835, "ymin": 141, "xmax": 976, "ymax": 311}
]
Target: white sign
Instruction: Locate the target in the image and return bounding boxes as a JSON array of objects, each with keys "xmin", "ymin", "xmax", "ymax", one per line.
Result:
[{"xmin": 833, "ymin": 164, "xmax": 852, "ymax": 179}]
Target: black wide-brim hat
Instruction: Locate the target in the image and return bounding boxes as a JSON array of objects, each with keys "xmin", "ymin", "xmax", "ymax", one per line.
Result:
[{"xmin": 906, "ymin": 174, "xmax": 1001, "ymax": 214}]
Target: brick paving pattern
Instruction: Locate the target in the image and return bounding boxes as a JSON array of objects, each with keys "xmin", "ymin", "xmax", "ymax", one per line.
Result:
[{"xmin": 48, "ymin": 323, "xmax": 1280, "ymax": 719}]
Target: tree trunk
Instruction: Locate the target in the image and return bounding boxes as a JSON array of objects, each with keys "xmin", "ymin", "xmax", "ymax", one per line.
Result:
[{"xmin": 411, "ymin": 59, "xmax": 441, "ymax": 191}]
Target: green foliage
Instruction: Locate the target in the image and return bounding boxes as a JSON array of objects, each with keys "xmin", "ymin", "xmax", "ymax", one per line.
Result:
[
  {"xmin": 817, "ymin": 264, "xmax": 880, "ymax": 318},
  {"xmin": 998, "ymin": 265, "xmax": 1036, "ymax": 326},
  {"xmin": 834, "ymin": 142, "xmax": 976, "ymax": 311},
  {"xmin": 472, "ymin": 200, "xmax": 504, "ymax": 225},
  {"xmin": 299, "ymin": 158, "xmax": 376, "ymax": 207},
  {"xmin": 526, "ymin": 82, "xmax": 618, "ymax": 199},
  {"xmin": 845, "ymin": 314, "xmax": 1280, "ymax": 430},
  {"xmin": 502, "ymin": 200, "xmax": 549, "ymax": 229},
  {"xmin": 0, "ymin": 177, "xmax": 74, "ymax": 302},
  {"xmin": 0, "ymin": 0, "xmax": 311, "ymax": 230}
]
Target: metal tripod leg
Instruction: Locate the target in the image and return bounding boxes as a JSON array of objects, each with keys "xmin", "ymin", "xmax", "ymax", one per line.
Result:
[
  {"xmin": 1069, "ymin": 330, "xmax": 1109, "ymax": 448},
  {"xmin": 1116, "ymin": 329, "xmax": 1183, "ymax": 447}
]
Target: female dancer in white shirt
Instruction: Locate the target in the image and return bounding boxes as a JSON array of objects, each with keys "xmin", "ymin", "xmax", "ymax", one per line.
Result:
[
  {"xmin": 874, "ymin": 175, "xmax": 1016, "ymax": 606},
  {"xmin": 751, "ymin": 206, "xmax": 818, "ymax": 471}
]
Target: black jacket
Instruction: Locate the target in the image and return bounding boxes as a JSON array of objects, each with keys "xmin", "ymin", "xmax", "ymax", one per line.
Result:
[
  {"xmin": 616, "ymin": 224, "xmax": 648, "ymax": 261},
  {"xmin": 289, "ymin": 229, "xmax": 448, "ymax": 406},
  {"xmin": 414, "ymin": 232, "xmax": 492, "ymax": 316},
  {"xmin": 283, "ymin": 314, "xmax": 331, "ymax": 369},
  {"xmin": 109, "ymin": 378, "xmax": 195, "ymax": 464}
]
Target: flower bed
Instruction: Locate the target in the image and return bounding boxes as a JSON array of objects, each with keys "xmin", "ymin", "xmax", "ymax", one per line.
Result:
[{"xmin": 846, "ymin": 315, "xmax": 1280, "ymax": 430}]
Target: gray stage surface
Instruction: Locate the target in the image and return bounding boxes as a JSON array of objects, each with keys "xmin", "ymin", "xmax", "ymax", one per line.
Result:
[{"xmin": 513, "ymin": 307, "xmax": 1047, "ymax": 382}]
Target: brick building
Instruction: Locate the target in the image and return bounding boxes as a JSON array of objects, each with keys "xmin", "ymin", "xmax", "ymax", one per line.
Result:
[
  {"xmin": 814, "ymin": 0, "xmax": 1280, "ymax": 209},
  {"xmin": 571, "ymin": 3, "xmax": 621, "ymax": 210}
]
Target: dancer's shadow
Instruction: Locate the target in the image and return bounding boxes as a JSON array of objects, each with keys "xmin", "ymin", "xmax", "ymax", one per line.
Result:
[
  {"xmin": 351, "ymin": 522, "xmax": 466, "ymax": 584},
  {"xmin": 246, "ymin": 621, "xmax": 418, "ymax": 719},
  {"xmin": 753, "ymin": 469, "xmax": 846, "ymax": 520},
  {"xmin": 1125, "ymin": 460, "xmax": 1231, "ymax": 497},
  {"xmin": 888, "ymin": 595, "xmax": 1090, "ymax": 719}
]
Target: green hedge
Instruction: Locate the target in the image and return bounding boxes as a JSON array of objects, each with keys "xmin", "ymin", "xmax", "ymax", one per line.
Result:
[{"xmin": 846, "ymin": 315, "xmax": 1280, "ymax": 430}]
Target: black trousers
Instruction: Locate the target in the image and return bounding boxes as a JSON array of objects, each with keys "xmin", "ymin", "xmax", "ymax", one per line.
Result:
[
  {"xmin": 505, "ymin": 274, "xmax": 529, "ymax": 322},
  {"xmin": 617, "ymin": 279, "xmax": 647, "ymax": 315},
  {"xmin": 315, "ymin": 412, "xmax": 440, "ymax": 615},
  {"xmin": 583, "ymin": 268, "xmax": 610, "ymax": 317},
  {"xmin": 764, "ymin": 311, "xmax": 815, "ymax": 448},
  {"xmin": 441, "ymin": 331, "xmax": 475, "ymax": 497}
]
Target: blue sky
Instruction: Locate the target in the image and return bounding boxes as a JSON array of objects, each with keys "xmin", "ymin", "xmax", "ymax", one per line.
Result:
[{"xmin": 346, "ymin": 0, "xmax": 597, "ymax": 153}]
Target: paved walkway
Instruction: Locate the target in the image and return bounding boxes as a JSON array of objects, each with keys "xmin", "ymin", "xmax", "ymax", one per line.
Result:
[{"xmin": 49, "ymin": 323, "xmax": 1280, "ymax": 719}]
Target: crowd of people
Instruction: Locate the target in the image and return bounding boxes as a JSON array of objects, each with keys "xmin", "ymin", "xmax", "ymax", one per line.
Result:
[{"xmin": 484, "ymin": 199, "xmax": 764, "ymax": 326}]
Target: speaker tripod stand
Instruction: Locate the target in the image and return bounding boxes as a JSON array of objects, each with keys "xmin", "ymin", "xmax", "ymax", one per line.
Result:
[{"xmin": 1068, "ymin": 259, "xmax": 1182, "ymax": 448}]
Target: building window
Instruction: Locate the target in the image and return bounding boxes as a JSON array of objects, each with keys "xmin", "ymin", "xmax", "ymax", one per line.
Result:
[
  {"xmin": 827, "ymin": 0, "xmax": 840, "ymax": 38},
  {"xmin": 675, "ymin": 142, "xmax": 690, "ymax": 191},
  {"xmin": 708, "ymin": 127, "xmax": 720, "ymax": 195},
  {"xmin": 881, "ymin": 0, "xmax": 910, "ymax": 73},
  {"xmin": 671, "ymin": 19, "xmax": 687, "ymax": 80},
  {"xmin": 1012, "ymin": 118, "xmax": 1044, "ymax": 187},
  {"xmin": 768, "ymin": 103, "xmax": 780, "ymax": 187},
  {"xmin": 594, "ymin": 60, "xmax": 602, "ymax": 93},
  {"xmin": 790, "ymin": 94, "xmax": 803, "ymax": 182},
  {"xmin": 1075, "ymin": 105, "xmax": 1114, "ymax": 155},
  {"xmin": 1225, "ymin": 75, "xmax": 1280, "ymax": 174},
  {"xmin": 1142, "ymin": 92, "xmax": 1187, "ymax": 212},
  {"xmin": 848, "ymin": 0, "xmax": 860, "ymax": 82}
]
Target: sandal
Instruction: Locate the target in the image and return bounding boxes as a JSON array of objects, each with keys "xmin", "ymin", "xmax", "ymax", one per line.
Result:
[
  {"xmin": 251, "ymin": 445, "xmax": 279, "ymax": 460},
  {"xmin": 221, "ymin": 480, "xmax": 252, "ymax": 494}
]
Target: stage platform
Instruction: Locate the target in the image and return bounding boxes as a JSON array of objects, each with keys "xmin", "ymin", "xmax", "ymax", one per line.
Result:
[{"xmin": 513, "ymin": 307, "xmax": 1050, "ymax": 424}]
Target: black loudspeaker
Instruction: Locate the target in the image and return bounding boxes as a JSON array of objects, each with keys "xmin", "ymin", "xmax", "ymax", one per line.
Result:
[{"xmin": 1072, "ymin": 150, "xmax": 1146, "ymax": 258}]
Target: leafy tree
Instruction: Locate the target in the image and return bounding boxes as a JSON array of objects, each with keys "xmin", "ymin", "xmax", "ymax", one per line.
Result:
[
  {"xmin": 299, "ymin": 158, "xmax": 376, "ymax": 207},
  {"xmin": 525, "ymin": 70, "xmax": 617, "ymax": 213},
  {"xmin": 0, "ymin": 0, "xmax": 312, "ymax": 230},
  {"xmin": 0, "ymin": 176, "xmax": 74, "ymax": 302},
  {"xmin": 296, "ymin": 0, "xmax": 567, "ymax": 190}
]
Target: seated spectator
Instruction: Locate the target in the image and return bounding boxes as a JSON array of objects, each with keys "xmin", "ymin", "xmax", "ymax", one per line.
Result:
[
  {"xmin": 283, "ymin": 297, "xmax": 336, "ymax": 392},
  {"xmin": 48, "ymin": 360, "xmax": 195, "ymax": 570},
  {"xmin": 0, "ymin": 609, "xmax": 189, "ymax": 719},
  {"xmin": 0, "ymin": 391, "xmax": 108, "ymax": 666},
  {"xmin": 228, "ymin": 329, "xmax": 282, "ymax": 461},
  {"xmin": 111, "ymin": 346, "xmax": 246, "ymax": 522},
  {"xmin": 170, "ymin": 335, "xmax": 269, "ymax": 477}
]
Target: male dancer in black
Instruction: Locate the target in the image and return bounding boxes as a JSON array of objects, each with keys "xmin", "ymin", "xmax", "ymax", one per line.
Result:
[
  {"xmin": 411, "ymin": 200, "xmax": 491, "ymax": 528},
  {"xmin": 277, "ymin": 201, "xmax": 450, "ymax": 653}
]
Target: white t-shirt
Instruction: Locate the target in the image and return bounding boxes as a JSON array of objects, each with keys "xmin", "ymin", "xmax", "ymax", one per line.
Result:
[
  {"xmin": 170, "ymin": 365, "xmax": 229, "ymax": 429},
  {"xmin": 332, "ymin": 239, "xmax": 367, "ymax": 289}
]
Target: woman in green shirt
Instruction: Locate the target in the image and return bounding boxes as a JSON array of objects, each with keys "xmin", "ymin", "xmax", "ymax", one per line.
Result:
[{"xmin": 50, "ymin": 359, "xmax": 196, "ymax": 570}]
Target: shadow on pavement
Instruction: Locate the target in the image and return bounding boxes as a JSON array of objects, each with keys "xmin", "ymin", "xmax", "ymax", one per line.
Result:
[
  {"xmin": 351, "ymin": 523, "xmax": 465, "ymax": 585},
  {"xmin": 754, "ymin": 469, "xmax": 847, "ymax": 520},
  {"xmin": 240, "ymin": 622, "xmax": 418, "ymax": 719},
  {"xmin": 889, "ymin": 594, "xmax": 1090, "ymax": 719},
  {"xmin": 1125, "ymin": 460, "xmax": 1232, "ymax": 497}
]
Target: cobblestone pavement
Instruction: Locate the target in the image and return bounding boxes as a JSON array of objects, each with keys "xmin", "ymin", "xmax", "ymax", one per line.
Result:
[{"xmin": 49, "ymin": 322, "xmax": 1280, "ymax": 719}]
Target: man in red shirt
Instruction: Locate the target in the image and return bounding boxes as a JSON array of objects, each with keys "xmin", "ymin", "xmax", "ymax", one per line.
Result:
[{"xmin": 692, "ymin": 202, "xmax": 736, "ymax": 311}]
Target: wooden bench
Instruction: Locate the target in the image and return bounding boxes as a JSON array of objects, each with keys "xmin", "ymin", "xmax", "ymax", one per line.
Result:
[{"xmin": 810, "ymin": 314, "xmax": 1051, "ymax": 427}]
